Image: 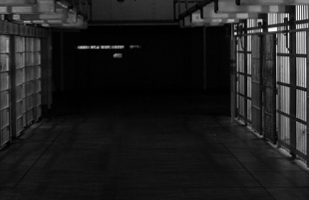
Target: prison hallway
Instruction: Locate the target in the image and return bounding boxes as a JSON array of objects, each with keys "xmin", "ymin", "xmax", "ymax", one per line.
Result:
[{"xmin": 1, "ymin": 90, "xmax": 309, "ymax": 200}]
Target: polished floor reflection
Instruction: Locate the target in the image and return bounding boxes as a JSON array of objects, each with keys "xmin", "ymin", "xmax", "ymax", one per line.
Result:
[{"xmin": 1, "ymin": 90, "xmax": 309, "ymax": 200}]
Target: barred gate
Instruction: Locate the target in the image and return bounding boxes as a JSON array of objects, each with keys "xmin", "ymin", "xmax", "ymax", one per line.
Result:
[
  {"xmin": 236, "ymin": 32, "xmax": 249, "ymax": 123},
  {"xmin": 25, "ymin": 38, "xmax": 42, "ymax": 125},
  {"xmin": 263, "ymin": 34, "xmax": 277, "ymax": 143},
  {"xmin": 251, "ymin": 33, "xmax": 277, "ymax": 142},
  {"xmin": 251, "ymin": 35, "xmax": 262, "ymax": 133},
  {"xmin": 233, "ymin": 5, "xmax": 309, "ymax": 164},
  {"xmin": 236, "ymin": 21, "xmax": 254, "ymax": 125},
  {"xmin": 276, "ymin": 6, "xmax": 308, "ymax": 162},
  {"xmin": 0, "ymin": 35, "xmax": 10, "ymax": 148}
]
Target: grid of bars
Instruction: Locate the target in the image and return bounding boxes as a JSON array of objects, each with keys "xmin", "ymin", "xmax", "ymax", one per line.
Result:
[
  {"xmin": 236, "ymin": 32, "xmax": 247, "ymax": 122},
  {"xmin": 236, "ymin": 19, "xmax": 261, "ymax": 126},
  {"xmin": 0, "ymin": 35, "xmax": 42, "ymax": 149},
  {"xmin": 25, "ymin": 38, "xmax": 42, "ymax": 125},
  {"xmin": 277, "ymin": 13, "xmax": 292, "ymax": 152},
  {"xmin": 0, "ymin": 35, "xmax": 10, "ymax": 148},
  {"xmin": 34, "ymin": 38, "xmax": 42, "ymax": 121},
  {"xmin": 15, "ymin": 36, "xmax": 26, "ymax": 137},
  {"xmin": 295, "ymin": 5, "xmax": 308, "ymax": 159},
  {"xmin": 234, "ymin": 6, "xmax": 309, "ymax": 164}
]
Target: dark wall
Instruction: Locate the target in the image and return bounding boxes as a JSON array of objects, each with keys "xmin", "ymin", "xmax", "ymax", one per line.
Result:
[
  {"xmin": 52, "ymin": 25, "xmax": 229, "ymax": 92},
  {"xmin": 205, "ymin": 27, "xmax": 230, "ymax": 92}
]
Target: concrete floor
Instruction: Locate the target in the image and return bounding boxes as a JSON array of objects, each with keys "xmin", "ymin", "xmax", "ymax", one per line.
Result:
[{"xmin": 1, "ymin": 90, "xmax": 309, "ymax": 199}]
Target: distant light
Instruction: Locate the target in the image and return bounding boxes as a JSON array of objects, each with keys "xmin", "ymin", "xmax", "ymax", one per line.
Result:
[
  {"xmin": 129, "ymin": 45, "xmax": 141, "ymax": 49},
  {"xmin": 91, "ymin": 45, "xmax": 100, "ymax": 49},
  {"xmin": 77, "ymin": 45, "xmax": 90, "ymax": 49},
  {"xmin": 113, "ymin": 53, "xmax": 123, "ymax": 59},
  {"xmin": 77, "ymin": 45, "xmax": 125, "ymax": 50}
]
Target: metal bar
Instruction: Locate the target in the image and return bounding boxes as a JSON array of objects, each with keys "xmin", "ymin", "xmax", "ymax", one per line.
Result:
[
  {"xmin": 231, "ymin": 24, "xmax": 237, "ymax": 121},
  {"xmin": 278, "ymin": 81, "xmax": 307, "ymax": 91},
  {"xmin": 235, "ymin": 27, "xmax": 309, "ymax": 37},
  {"xmin": 179, "ymin": 0, "xmax": 214, "ymax": 19},
  {"xmin": 290, "ymin": 9, "xmax": 297, "ymax": 155},
  {"xmin": 244, "ymin": 22, "xmax": 248, "ymax": 124},
  {"xmin": 234, "ymin": 19, "xmax": 309, "ymax": 37},
  {"xmin": 238, "ymin": 71, "xmax": 253, "ymax": 77},
  {"xmin": 278, "ymin": 110, "xmax": 307, "ymax": 125},
  {"xmin": 9, "ymin": 35, "xmax": 15, "ymax": 141},
  {"xmin": 278, "ymin": 53, "xmax": 307, "ymax": 57},
  {"xmin": 307, "ymin": 30, "xmax": 309, "ymax": 166},
  {"xmin": 236, "ymin": 92, "xmax": 253, "ymax": 99}
]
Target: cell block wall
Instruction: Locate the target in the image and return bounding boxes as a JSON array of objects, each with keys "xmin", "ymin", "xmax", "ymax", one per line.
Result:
[
  {"xmin": 233, "ymin": 8, "xmax": 309, "ymax": 164},
  {"xmin": 0, "ymin": 35, "xmax": 10, "ymax": 148},
  {"xmin": 14, "ymin": 36, "xmax": 26, "ymax": 137},
  {"xmin": 24, "ymin": 37, "xmax": 42, "ymax": 124}
]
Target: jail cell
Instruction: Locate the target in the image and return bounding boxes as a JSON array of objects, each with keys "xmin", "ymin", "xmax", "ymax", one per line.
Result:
[
  {"xmin": 249, "ymin": 32, "xmax": 277, "ymax": 142},
  {"xmin": 236, "ymin": 23, "xmax": 252, "ymax": 124},
  {"xmin": 295, "ymin": 5, "xmax": 308, "ymax": 160},
  {"xmin": 246, "ymin": 19, "xmax": 259, "ymax": 124},
  {"xmin": 33, "ymin": 38, "xmax": 42, "ymax": 121},
  {"xmin": 236, "ymin": 35, "xmax": 246, "ymax": 122},
  {"xmin": 25, "ymin": 37, "xmax": 42, "ymax": 124},
  {"xmin": 14, "ymin": 36, "xmax": 26, "ymax": 137},
  {"xmin": 274, "ymin": 13, "xmax": 292, "ymax": 152},
  {"xmin": 0, "ymin": 35, "xmax": 10, "ymax": 149},
  {"xmin": 25, "ymin": 38, "xmax": 35, "ymax": 125},
  {"xmin": 251, "ymin": 34, "xmax": 262, "ymax": 133},
  {"xmin": 275, "ymin": 7, "xmax": 309, "ymax": 162},
  {"xmin": 262, "ymin": 34, "xmax": 277, "ymax": 143}
]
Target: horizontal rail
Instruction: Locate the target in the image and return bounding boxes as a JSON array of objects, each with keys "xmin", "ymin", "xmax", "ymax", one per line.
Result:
[
  {"xmin": 277, "ymin": 53, "xmax": 307, "ymax": 57},
  {"xmin": 277, "ymin": 81, "xmax": 307, "ymax": 91},
  {"xmin": 277, "ymin": 110, "xmax": 307, "ymax": 124}
]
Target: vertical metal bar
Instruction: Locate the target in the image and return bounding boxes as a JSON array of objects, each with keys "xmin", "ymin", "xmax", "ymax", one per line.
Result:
[
  {"xmin": 231, "ymin": 25, "xmax": 237, "ymax": 122},
  {"xmin": 290, "ymin": 8, "xmax": 297, "ymax": 156},
  {"xmin": 307, "ymin": 30, "xmax": 309, "ymax": 166},
  {"xmin": 244, "ymin": 22, "xmax": 248, "ymax": 125},
  {"xmin": 9, "ymin": 35, "xmax": 15, "ymax": 141}
]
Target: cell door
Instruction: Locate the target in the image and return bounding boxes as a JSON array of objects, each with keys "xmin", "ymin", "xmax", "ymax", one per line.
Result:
[
  {"xmin": 251, "ymin": 35, "xmax": 262, "ymax": 133},
  {"xmin": 262, "ymin": 34, "xmax": 277, "ymax": 143}
]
